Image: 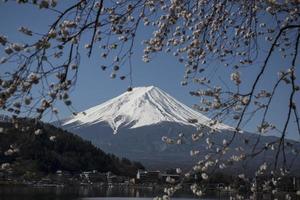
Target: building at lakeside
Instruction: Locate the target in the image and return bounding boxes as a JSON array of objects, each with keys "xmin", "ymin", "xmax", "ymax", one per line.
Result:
[
  {"xmin": 136, "ymin": 170, "xmax": 181, "ymax": 184},
  {"xmin": 136, "ymin": 170, "xmax": 160, "ymax": 183}
]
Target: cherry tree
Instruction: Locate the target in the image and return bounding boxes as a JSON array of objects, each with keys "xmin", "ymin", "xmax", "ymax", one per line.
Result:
[{"xmin": 0, "ymin": 0, "xmax": 300, "ymax": 199}]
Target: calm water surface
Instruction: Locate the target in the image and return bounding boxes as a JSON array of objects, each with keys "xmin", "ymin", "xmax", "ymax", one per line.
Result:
[
  {"xmin": 82, "ymin": 198, "xmax": 198, "ymax": 200},
  {"xmin": 82, "ymin": 198, "xmax": 200, "ymax": 200},
  {"xmin": 0, "ymin": 185, "xmax": 223, "ymax": 200}
]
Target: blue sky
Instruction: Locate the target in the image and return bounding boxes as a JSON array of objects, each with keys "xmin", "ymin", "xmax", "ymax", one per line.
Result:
[{"xmin": 0, "ymin": 2, "xmax": 299, "ymax": 140}]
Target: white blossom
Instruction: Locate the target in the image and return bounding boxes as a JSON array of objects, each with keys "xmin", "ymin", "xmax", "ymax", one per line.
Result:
[
  {"xmin": 230, "ymin": 71, "xmax": 241, "ymax": 85},
  {"xmin": 0, "ymin": 35, "xmax": 7, "ymax": 46},
  {"xmin": 19, "ymin": 26, "xmax": 33, "ymax": 36},
  {"xmin": 1, "ymin": 163, "xmax": 10, "ymax": 170},
  {"xmin": 4, "ymin": 149, "xmax": 14, "ymax": 156},
  {"xmin": 34, "ymin": 129, "xmax": 43, "ymax": 135},
  {"xmin": 201, "ymin": 173, "xmax": 208, "ymax": 180},
  {"xmin": 49, "ymin": 135, "xmax": 56, "ymax": 141},
  {"xmin": 238, "ymin": 174, "xmax": 245, "ymax": 179},
  {"xmin": 4, "ymin": 46, "xmax": 13, "ymax": 54},
  {"xmin": 190, "ymin": 150, "xmax": 199, "ymax": 156},
  {"xmin": 165, "ymin": 176, "xmax": 175, "ymax": 183},
  {"xmin": 176, "ymin": 168, "xmax": 182, "ymax": 174},
  {"xmin": 0, "ymin": 57, "xmax": 7, "ymax": 64}
]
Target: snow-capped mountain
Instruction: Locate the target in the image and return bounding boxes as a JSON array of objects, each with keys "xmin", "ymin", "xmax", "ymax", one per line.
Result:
[
  {"xmin": 57, "ymin": 86, "xmax": 300, "ymax": 173},
  {"xmin": 61, "ymin": 86, "xmax": 232, "ymax": 133}
]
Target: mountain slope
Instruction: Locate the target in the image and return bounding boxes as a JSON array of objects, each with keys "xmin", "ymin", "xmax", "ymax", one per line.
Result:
[
  {"xmin": 60, "ymin": 86, "xmax": 232, "ymax": 133},
  {"xmin": 0, "ymin": 119, "xmax": 144, "ymax": 177}
]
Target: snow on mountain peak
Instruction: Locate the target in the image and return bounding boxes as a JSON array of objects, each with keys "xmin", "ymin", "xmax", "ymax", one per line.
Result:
[{"xmin": 61, "ymin": 86, "xmax": 232, "ymax": 133}]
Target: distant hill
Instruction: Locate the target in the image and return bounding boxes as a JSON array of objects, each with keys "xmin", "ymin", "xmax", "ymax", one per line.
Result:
[{"xmin": 0, "ymin": 119, "xmax": 144, "ymax": 177}]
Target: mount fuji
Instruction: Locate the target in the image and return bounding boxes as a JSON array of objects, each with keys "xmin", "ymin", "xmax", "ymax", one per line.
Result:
[
  {"xmin": 61, "ymin": 86, "xmax": 232, "ymax": 133},
  {"xmin": 57, "ymin": 86, "xmax": 300, "ymax": 172}
]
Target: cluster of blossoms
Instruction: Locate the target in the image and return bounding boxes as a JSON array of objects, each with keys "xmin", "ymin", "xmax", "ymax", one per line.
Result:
[
  {"xmin": 49, "ymin": 135, "xmax": 56, "ymax": 141},
  {"xmin": 257, "ymin": 122, "xmax": 276, "ymax": 134},
  {"xmin": 34, "ymin": 128, "xmax": 43, "ymax": 135},
  {"xmin": 164, "ymin": 123, "xmax": 300, "ymax": 198},
  {"xmin": 139, "ymin": 0, "xmax": 300, "ymax": 144},
  {"xmin": 0, "ymin": 0, "xmax": 299, "ymax": 133},
  {"xmin": 153, "ymin": 184, "xmax": 182, "ymax": 200},
  {"xmin": 161, "ymin": 131, "xmax": 187, "ymax": 145},
  {"xmin": 15, "ymin": 0, "xmax": 57, "ymax": 9},
  {"xmin": 4, "ymin": 145, "xmax": 19, "ymax": 156},
  {"xmin": 0, "ymin": 0, "xmax": 151, "ymax": 119},
  {"xmin": 190, "ymin": 183, "xmax": 204, "ymax": 197},
  {"xmin": 1, "ymin": 163, "xmax": 10, "ymax": 170}
]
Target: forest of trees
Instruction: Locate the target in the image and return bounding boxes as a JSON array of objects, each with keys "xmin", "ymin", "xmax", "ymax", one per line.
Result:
[{"xmin": 0, "ymin": 118, "xmax": 144, "ymax": 177}]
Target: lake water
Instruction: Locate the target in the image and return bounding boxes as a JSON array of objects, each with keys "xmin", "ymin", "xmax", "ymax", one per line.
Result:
[
  {"xmin": 82, "ymin": 198, "xmax": 197, "ymax": 200},
  {"xmin": 82, "ymin": 198, "xmax": 199, "ymax": 200},
  {"xmin": 0, "ymin": 185, "xmax": 223, "ymax": 200}
]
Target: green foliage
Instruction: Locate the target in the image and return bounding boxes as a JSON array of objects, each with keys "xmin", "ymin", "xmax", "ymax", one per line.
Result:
[{"xmin": 0, "ymin": 119, "xmax": 144, "ymax": 177}]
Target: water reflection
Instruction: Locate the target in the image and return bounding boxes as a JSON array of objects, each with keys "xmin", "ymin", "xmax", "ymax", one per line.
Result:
[
  {"xmin": 82, "ymin": 198, "xmax": 196, "ymax": 200},
  {"xmin": 0, "ymin": 185, "xmax": 198, "ymax": 200}
]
